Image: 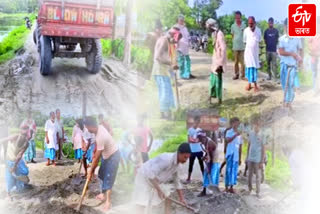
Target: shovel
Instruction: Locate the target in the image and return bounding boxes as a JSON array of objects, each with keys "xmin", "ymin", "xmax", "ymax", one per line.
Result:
[
  {"xmin": 76, "ymin": 178, "xmax": 90, "ymax": 212},
  {"xmin": 167, "ymin": 197, "xmax": 200, "ymax": 214}
]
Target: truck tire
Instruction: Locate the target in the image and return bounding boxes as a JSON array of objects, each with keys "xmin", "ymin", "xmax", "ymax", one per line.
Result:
[
  {"xmin": 86, "ymin": 39, "xmax": 102, "ymax": 74},
  {"xmin": 39, "ymin": 36, "xmax": 52, "ymax": 76}
]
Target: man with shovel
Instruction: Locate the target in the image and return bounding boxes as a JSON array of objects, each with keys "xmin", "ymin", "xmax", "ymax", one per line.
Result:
[
  {"xmin": 152, "ymin": 27, "xmax": 182, "ymax": 120},
  {"xmin": 0, "ymin": 124, "xmax": 32, "ymax": 196},
  {"xmin": 84, "ymin": 117, "xmax": 120, "ymax": 212},
  {"xmin": 133, "ymin": 143, "xmax": 195, "ymax": 214}
]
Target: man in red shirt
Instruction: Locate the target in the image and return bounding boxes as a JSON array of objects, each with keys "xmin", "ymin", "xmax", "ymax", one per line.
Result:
[{"xmin": 132, "ymin": 114, "xmax": 153, "ymax": 163}]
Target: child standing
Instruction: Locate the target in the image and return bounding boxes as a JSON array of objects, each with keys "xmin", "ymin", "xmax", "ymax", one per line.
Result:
[
  {"xmin": 72, "ymin": 120, "xmax": 83, "ymax": 163},
  {"xmin": 247, "ymin": 116, "xmax": 265, "ymax": 198},
  {"xmin": 198, "ymin": 132, "xmax": 219, "ymax": 197},
  {"xmin": 186, "ymin": 116, "xmax": 204, "ymax": 183},
  {"xmin": 225, "ymin": 117, "xmax": 242, "ymax": 193}
]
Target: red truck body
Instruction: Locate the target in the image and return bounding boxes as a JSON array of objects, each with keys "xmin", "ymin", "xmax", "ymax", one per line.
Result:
[
  {"xmin": 35, "ymin": 0, "xmax": 114, "ymax": 75},
  {"xmin": 38, "ymin": 0, "xmax": 113, "ymax": 38}
]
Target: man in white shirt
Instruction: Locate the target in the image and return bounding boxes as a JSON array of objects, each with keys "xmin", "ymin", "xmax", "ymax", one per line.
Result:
[
  {"xmin": 44, "ymin": 112, "xmax": 58, "ymax": 166},
  {"xmin": 133, "ymin": 143, "xmax": 191, "ymax": 214},
  {"xmin": 243, "ymin": 16, "xmax": 262, "ymax": 92},
  {"xmin": 55, "ymin": 109, "xmax": 64, "ymax": 160}
]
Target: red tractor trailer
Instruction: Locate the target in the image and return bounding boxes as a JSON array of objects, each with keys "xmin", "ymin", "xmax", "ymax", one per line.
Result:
[{"xmin": 34, "ymin": 0, "xmax": 114, "ymax": 75}]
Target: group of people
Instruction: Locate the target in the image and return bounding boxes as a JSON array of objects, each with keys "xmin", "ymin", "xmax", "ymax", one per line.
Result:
[
  {"xmin": 207, "ymin": 11, "xmax": 305, "ymax": 110},
  {"xmin": 186, "ymin": 115, "xmax": 266, "ymax": 198},
  {"xmin": 149, "ymin": 11, "xmax": 319, "ymax": 117}
]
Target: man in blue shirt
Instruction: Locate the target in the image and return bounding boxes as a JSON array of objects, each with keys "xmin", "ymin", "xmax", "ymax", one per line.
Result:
[
  {"xmin": 186, "ymin": 116, "xmax": 204, "ymax": 183},
  {"xmin": 278, "ymin": 18, "xmax": 302, "ymax": 111},
  {"xmin": 224, "ymin": 117, "xmax": 242, "ymax": 193},
  {"xmin": 264, "ymin": 17, "xmax": 279, "ymax": 80}
]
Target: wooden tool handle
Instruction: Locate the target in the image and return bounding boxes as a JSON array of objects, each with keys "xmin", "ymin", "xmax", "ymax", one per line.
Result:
[
  {"xmin": 76, "ymin": 178, "xmax": 90, "ymax": 212},
  {"xmin": 167, "ymin": 197, "xmax": 196, "ymax": 212}
]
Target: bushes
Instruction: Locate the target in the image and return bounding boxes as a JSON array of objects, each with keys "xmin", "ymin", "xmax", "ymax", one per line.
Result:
[
  {"xmin": 0, "ymin": 14, "xmax": 36, "ymax": 64},
  {"xmin": 0, "ymin": 25, "xmax": 30, "ymax": 63},
  {"xmin": 101, "ymin": 38, "xmax": 152, "ymax": 73},
  {"xmin": 150, "ymin": 132, "xmax": 187, "ymax": 158}
]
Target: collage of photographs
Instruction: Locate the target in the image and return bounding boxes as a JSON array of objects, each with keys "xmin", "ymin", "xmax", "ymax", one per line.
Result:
[{"xmin": 0, "ymin": 0, "xmax": 319, "ymax": 214}]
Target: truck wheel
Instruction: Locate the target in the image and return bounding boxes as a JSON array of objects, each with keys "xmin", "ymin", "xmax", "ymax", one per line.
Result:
[
  {"xmin": 39, "ymin": 36, "xmax": 52, "ymax": 76},
  {"xmin": 33, "ymin": 30, "xmax": 37, "ymax": 44},
  {"xmin": 86, "ymin": 39, "xmax": 102, "ymax": 74}
]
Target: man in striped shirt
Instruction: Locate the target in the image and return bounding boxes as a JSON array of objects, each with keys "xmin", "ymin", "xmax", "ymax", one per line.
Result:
[{"xmin": 84, "ymin": 117, "xmax": 120, "ymax": 212}]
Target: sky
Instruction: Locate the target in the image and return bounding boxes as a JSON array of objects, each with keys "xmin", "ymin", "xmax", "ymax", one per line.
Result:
[{"xmin": 189, "ymin": 0, "xmax": 317, "ymax": 22}]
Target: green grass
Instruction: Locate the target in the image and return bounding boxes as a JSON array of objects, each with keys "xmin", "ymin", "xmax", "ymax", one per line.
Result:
[{"xmin": 0, "ymin": 14, "xmax": 35, "ymax": 64}]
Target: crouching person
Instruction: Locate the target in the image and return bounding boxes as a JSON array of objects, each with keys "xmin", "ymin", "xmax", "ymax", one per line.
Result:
[
  {"xmin": 133, "ymin": 143, "xmax": 191, "ymax": 214},
  {"xmin": 1, "ymin": 124, "xmax": 32, "ymax": 196}
]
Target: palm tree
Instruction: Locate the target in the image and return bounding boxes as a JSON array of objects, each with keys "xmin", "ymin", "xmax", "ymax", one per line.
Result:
[{"xmin": 123, "ymin": 0, "xmax": 134, "ymax": 67}]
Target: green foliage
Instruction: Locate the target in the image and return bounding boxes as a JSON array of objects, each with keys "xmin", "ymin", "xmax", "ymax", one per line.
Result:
[
  {"xmin": 0, "ymin": 14, "xmax": 35, "ymax": 64},
  {"xmin": 218, "ymin": 13, "xmax": 247, "ymax": 35},
  {"xmin": 265, "ymin": 151, "xmax": 292, "ymax": 191},
  {"xmin": 192, "ymin": 0, "xmax": 223, "ymax": 28},
  {"xmin": 149, "ymin": 120, "xmax": 186, "ymax": 140},
  {"xmin": 101, "ymin": 39, "xmax": 112, "ymax": 57},
  {"xmin": 102, "ymin": 38, "xmax": 152, "ymax": 73},
  {"xmin": 0, "ymin": 0, "xmax": 38, "ymax": 13},
  {"xmin": 150, "ymin": 131, "xmax": 187, "ymax": 158},
  {"xmin": 298, "ymin": 71, "xmax": 312, "ymax": 87}
]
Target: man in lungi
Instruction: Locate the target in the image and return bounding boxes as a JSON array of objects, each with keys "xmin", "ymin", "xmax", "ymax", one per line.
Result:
[
  {"xmin": 224, "ymin": 117, "xmax": 242, "ymax": 193},
  {"xmin": 44, "ymin": 112, "xmax": 58, "ymax": 166},
  {"xmin": 175, "ymin": 15, "xmax": 195, "ymax": 79},
  {"xmin": 85, "ymin": 116, "xmax": 120, "ymax": 212},
  {"xmin": 278, "ymin": 18, "xmax": 302, "ymax": 110},
  {"xmin": 1, "ymin": 124, "xmax": 32, "ymax": 196},
  {"xmin": 55, "ymin": 109, "xmax": 64, "ymax": 160},
  {"xmin": 206, "ymin": 18, "xmax": 227, "ymax": 105},
  {"xmin": 197, "ymin": 131, "xmax": 219, "ymax": 197},
  {"xmin": 152, "ymin": 27, "xmax": 181, "ymax": 120},
  {"xmin": 22, "ymin": 112, "xmax": 37, "ymax": 163},
  {"xmin": 243, "ymin": 16, "xmax": 262, "ymax": 92},
  {"xmin": 72, "ymin": 119, "xmax": 83, "ymax": 163},
  {"xmin": 308, "ymin": 21, "xmax": 320, "ymax": 94},
  {"xmin": 133, "ymin": 143, "xmax": 191, "ymax": 214}
]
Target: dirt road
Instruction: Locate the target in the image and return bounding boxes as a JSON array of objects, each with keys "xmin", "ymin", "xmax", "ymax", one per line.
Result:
[{"xmin": 0, "ymin": 30, "xmax": 142, "ymax": 121}]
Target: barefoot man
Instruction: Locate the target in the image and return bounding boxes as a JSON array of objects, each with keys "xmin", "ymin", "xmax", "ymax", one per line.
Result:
[
  {"xmin": 243, "ymin": 16, "xmax": 262, "ymax": 92},
  {"xmin": 1, "ymin": 124, "xmax": 32, "ymax": 196},
  {"xmin": 44, "ymin": 112, "xmax": 59, "ymax": 166},
  {"xmin": 133, "ymin": 143, "xmax": 191, "ymax": 214},
  {"xmin": 84, "ymin": 116, "xmax": 120, "ymax": 212}
]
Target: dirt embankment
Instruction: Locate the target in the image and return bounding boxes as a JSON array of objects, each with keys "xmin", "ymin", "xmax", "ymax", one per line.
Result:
[{"xmin": 0, "ymin": 31, "xmax": 142, "ymax": 121}]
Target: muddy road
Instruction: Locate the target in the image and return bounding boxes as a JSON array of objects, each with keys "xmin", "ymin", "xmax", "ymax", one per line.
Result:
[{"xmin": 0, "ymin": 31, "xmax": 142, "ymax": 120}]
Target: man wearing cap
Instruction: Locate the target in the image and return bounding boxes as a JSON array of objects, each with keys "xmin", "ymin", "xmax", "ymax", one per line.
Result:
[
  {"xmin": 206, "ymin": 18, "xmax": 227, "ymax": 104},
  {"xmin": 152, "ymin": 27, "xmax": 181, "ymax": 119},
  {"xmin": 264, "ymin": 17, "xmax": 279, "ymax": 80},
  {"xmin": 175, "ymin": 15, "xmax": 195, "ymax": 80},
  {"xmin": 278, "ymin": 18, "xmax": 302, "ymax": 110},
  {"xmin": 133, "ymin": 143, "xmax": 191, "ymax": 214},
  {"xmin": 0, "ymin": 124, "xmax": 32, "ymax": 195}
]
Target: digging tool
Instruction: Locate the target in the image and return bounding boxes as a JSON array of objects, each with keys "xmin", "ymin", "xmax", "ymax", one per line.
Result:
[
  {"xmin": 76, "ymin": 178, "xmax": 90, "ymax": 212},
  {"xmin": 169, "ymin": 42, "xmax": 180, "ymax": 109},
  {"xmin": 167, "ymin": 197, "xmax": 200, "ymax": 214}
]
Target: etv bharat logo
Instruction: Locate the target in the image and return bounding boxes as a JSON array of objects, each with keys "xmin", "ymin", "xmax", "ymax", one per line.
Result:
[{"xmin": 288, "ymin": 4, "xmax": 316, "ymax": 37}]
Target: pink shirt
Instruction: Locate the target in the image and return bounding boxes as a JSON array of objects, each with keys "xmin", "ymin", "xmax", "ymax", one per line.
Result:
[
  {"xmin": 309, "ymin": 35, "xmax": 320, "ymax": 63},
  {"xmin": 133, "ymin": 126, "xmax": 151, "ymax": 153},
  {"xmin": 96, "ymin": 125, "xmax": 118, "ymax": 159},
  {"xmin": 211, "ymin": 30, "xmax": 227, "ymax": 73},
  {"xmin": 72, "ymin": 125, "xmax": 83, "ymax": 150}
]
